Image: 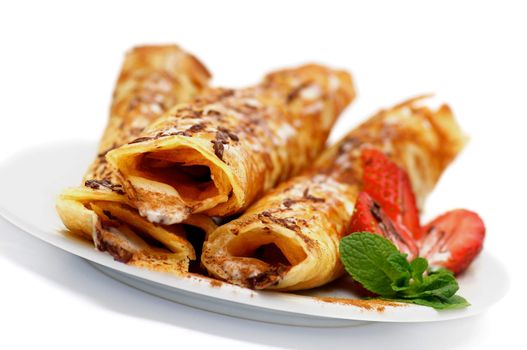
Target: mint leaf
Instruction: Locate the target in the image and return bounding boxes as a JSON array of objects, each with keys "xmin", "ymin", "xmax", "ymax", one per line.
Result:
[
  {"xmin": 389, "ymin": 295, "xmax": 470, "ymax": 310},
  {"xmin": 339, "ymin": 232, "xmax": 470, "ymax": 311},
  {"xmin": 410, "ymin": 257, "xmax": 428, "ymax": 283},
  {"xmin": 339, "ymin": 232, "xmax": 400, "ymax": 296},
  {"xmin": 386, "ymin": 253, "xmax": 411, "ymax": 290},
  {"xmin": 401, "ymin": 269, "xmax": 459, "ymax": 301}
]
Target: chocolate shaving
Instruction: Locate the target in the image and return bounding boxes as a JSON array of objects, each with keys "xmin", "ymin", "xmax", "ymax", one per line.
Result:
[
  {"xmin": 258, "ymin": 211, "xmax": 300, "ymax": 232},
  {"xmin": 306, "ymin": 194, "xmax": 325, "ymax": 203},
  {"xmin": 206, "ymin": 109, "xmax": 221, "ymax": 117},
  {"xmin": 129, "ymin": 136, "xmax": 154, "ymax": 144},
  {"xmin": 303, "ymin": 188, "xmax": 325, "ymax": 203},
  {"xmin": 211, "ymin": 125, "xmax": 238, "ymax": 161},
  {"xmin": 243, "ymin": 101, "xmax": 258, "ymax": 110},
  {"xmin": 94, "ymin": 224, "xmax": 133, "ymax": 263},
  {"xmin": 188, "ymin": 123, "xmax": 206, "ymax": 133},
  {"xmin": 218, "ymin": 126, "xmax": 239, "ymax": 141},
  {"xmin": 216, "ymin": 130, "xmax": 230, "ymax": 144},
  {"xmin": 102, "ymin": 210, "xmax": 118, "ymax": 221},
  {"xmin": 211, "ymin": 140, "xmax": 224, "ymax": 160},
  {"xmin": 171, "ymin": 130, "xmax": 193, "ymax": 137},
  {"xmin": 84, "ymin": 179, "xmax": 125, "ymax": 195},
  {"xmin": 246, "ymin": 264, "xmax": 290, "ymax": 289},
  {"xmin": 97, "ymin": 144, "xmax": 117, "ymax": 158},
  {"xmin": 282, "ymin": 198, "xmax": 296, "ymax": 209},
  {"xmin": 155, "ymin": 129, "xmax": 194, "ymax": 138},
  {"xmin": 286, "ymin": 82, "xmax": 311, "ymax": 103}
]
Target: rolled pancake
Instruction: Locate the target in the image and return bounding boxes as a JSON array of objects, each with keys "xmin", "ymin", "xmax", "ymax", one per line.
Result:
[
  {"xmin": 202, "ymin": 96, "xmax": 467, "ymax": 290},
  {"xmin": 106, "ymin": 64, "xmax": 355, "ymax": 225},
  {"xmin": 56, "ymin": 45, "xmax": 215, "ymax": 274}
]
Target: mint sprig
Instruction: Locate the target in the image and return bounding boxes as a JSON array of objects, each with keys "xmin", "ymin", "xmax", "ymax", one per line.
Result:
[{"xmin": 339, "ymin": 232, "xmax": 470, "ymax": 310}]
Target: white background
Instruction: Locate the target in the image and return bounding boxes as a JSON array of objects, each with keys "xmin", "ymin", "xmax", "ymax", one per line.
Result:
[{"xmin": 0, "ymin": 1, "xmax": 525, "ymax": 349}]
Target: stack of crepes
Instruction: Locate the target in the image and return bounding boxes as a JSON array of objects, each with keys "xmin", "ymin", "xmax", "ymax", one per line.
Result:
[
  {"xmin": 57, "ymin": 44, "xmax": 356, "ymax": 276},
  {"xmin": 57, "ymin": 45, "xmax": 215, "ymax": 273},
  {"xmin": 202, "ymin": 96, "xmax": 467, "ymax": 291}
]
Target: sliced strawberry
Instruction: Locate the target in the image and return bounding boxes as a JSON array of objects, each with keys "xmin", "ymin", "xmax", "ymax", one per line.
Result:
[
  {"xmin": 361, "ymin": 148, "xmax": 422, "ymax": 239},
  {"xmin": 349, "ymin": 191, "xmax": 419, "ymax": 259},
  {"xmin": 419, "ymin": 209, "xmax": 485, "ymax": 275}
]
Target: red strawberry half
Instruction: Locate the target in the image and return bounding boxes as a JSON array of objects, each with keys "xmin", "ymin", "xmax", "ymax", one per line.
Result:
[
  {"xmin": 361, "ymin": 148, "xmax": 422, "ymax": 239},
  {"xmin": 419, "ymin": 209, "xmax": 485, "ymax": 275},
  {"xmin": 349, "ymin": 191, "xmax": 419, "ymax": 259}
]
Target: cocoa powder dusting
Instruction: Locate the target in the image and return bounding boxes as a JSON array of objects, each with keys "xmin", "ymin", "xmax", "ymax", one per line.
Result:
[
  {"xmin": 314, "ymin": 297, "xmax": 404, "ymax": 312},
  {"xmin": 209, "ymin": 279, "xmax": 223, "ymax": 288},
  {"xmin": 185, "ymin": 272, "xmax": 225, "ymax": 288}
]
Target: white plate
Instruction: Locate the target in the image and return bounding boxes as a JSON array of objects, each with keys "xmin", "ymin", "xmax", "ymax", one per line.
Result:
[{"xmin": 0, "ymin": 141, "xmax": 509, "ymax": 327}]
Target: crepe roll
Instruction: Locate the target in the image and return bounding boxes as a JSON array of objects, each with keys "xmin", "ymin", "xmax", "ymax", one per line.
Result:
[
  {"xmin": 56, "ymin": 45, "xmax": 215, "ymax": 274},
  {"xmin": 106, "ymin": 64, "xmax": 355, "ymax": 225},
  {"xmin": 201, "ymin": 96, "xmax": 467, "ymax": 290}
]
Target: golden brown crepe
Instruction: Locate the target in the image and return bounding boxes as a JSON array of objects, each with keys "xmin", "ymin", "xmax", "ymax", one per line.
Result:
[
  {"xmin": 56, "ymin": 45, "xmax": 216, "ymax": 274},
  {"xmin": 106, "ymin": 64, "xmax": 355, "ymax": 225},
  {"xmin": 201, "ymin": 96, "xmax": 467, "ymax": 291}
]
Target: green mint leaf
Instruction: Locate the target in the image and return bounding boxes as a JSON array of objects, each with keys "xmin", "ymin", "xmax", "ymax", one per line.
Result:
[
  {"xmin": 430, "ymin": 267, "xmax": 455, "ymax": 276},
  {"xmin": 385, "ymin": 253, "xmax": 412, "ymax": 291},
  {"xmin": 387, "ymin": 295, "xmax": 470, "ymax": 310},
  {"xmin": 410, "ymin": 257, "xmax": 428, "ymax": 283},
  {"xmin": 339, "ymin": 232, "xmax": 400, "ymax": 296},
  {"xmin": 401, "ymin": 269, "xmax": 459, "ymax": 301},
  {"xmin": 440, "ymin": 295, "xmax": 471, "ymax": 309},
  {"xmin": 340, "ymin": 232, "xmax": 470, "ymax": 311}
]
